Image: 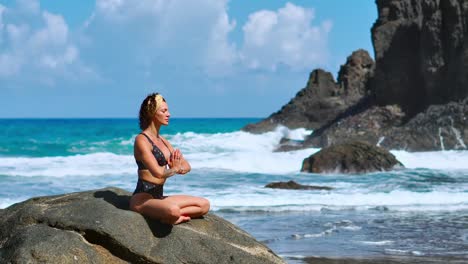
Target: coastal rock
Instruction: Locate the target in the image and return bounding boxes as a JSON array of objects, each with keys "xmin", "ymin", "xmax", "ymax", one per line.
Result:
[
  {"xmin": 242, "ymin": 50, "xmax": 374, "ymax": 133},
  {"xmin": 301, "ymin": 141, "xmax": 403, "ymax": 174},
  {"xmin": 0, "ymin": 187, "xmax": 285, "ymax": 264},
  {"xmin": 371, "ymin": 0, "xmax": 468, "ymax": 118},
  {"xmin": 305, "ymin": 99, "xmax": 468, "ymax": 151},
  {"xmin": 265, "ymin": 180, "xmax": 333, "ymax": 191}
]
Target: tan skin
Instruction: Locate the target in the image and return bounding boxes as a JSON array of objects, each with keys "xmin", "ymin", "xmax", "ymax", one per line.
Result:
[{"xmin": 129, "ymin": 101, "xmax": 210, "ymax": 225}]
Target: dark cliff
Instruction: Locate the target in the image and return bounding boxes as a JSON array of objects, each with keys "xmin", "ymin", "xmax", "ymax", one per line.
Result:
[{"xmin": 371, "ymin": 0, "xmax": 468, "ymax": 118}]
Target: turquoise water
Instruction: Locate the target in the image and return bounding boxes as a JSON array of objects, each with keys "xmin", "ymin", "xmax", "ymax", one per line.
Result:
[{"xmin": 0, "ymin": 118, "xmax": 467, "ymax": 262}]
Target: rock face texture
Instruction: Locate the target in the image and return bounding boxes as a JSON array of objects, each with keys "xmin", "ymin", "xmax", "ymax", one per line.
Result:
[
  {"xmin": 242, "ymin": 50, "xmax": 374, "ymax": 133},
  {"xmin": 371, "ymin": 0, "xmax": 468, "ymax": 118},
  {"xmin": 0, "ymin": 187, "xmax": 285, "ymax": 264},
  {"xmin": 306, "ymin": 83, "xmax": 468, "ymax": 151},
  {"xmin": 301, "ymin": 141, "xmax": 403, "ymax": 174}
]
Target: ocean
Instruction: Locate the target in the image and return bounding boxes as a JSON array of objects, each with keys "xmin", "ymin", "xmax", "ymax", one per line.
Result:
[{"xmin": 0, "ymin": 118, "xmax": 467, "ymax": 263}]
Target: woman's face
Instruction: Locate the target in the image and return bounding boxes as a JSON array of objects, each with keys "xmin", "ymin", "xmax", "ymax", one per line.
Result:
[{"xmin": 154, "ymin": 101, "xmax": 170, "ymax": 126}]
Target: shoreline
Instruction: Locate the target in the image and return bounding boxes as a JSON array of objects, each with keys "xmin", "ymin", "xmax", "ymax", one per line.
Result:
[{"xmin": 300, "ymin": 255, "xmax": 468, "ymax": 264}]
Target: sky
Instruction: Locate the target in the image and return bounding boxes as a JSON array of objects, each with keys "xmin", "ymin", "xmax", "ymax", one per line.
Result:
[{"xmin": 0, "ymin": 0, "xmax": 377, "ymax": 118}]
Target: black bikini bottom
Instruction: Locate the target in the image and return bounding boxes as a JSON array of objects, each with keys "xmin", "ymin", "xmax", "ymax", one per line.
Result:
[{"xmin": 133, "ymin": 179, "xmax": 164, "ymax": 199}]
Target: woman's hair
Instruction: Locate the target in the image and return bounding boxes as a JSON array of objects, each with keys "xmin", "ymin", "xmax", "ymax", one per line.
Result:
[{"xmin": 138, "ymin": 93, "xmax": 166, "ymax": 130}]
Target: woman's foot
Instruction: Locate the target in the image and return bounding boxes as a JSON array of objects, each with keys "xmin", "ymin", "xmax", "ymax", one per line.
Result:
[{"xmin": 174, "ymin": 215, "xmax": 191, "ymax": 225}]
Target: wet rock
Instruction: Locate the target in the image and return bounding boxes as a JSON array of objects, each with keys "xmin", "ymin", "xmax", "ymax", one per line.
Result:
[
  {"xmin": 305, "ymin": 99, "xmax": 468, "ymax": 151},
  {"xmin": 301, "ymin": 141, "xmax": 403, "ymax": 174},
  {"xmin": 265, "ymin": 180, "xmax": 333, "ymax": 191}
]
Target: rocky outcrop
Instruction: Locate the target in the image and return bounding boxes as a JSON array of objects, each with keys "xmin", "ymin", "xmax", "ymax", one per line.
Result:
[
  {"xmin": 305, "ymin": 98, "xmax": 468, "ymax": 151},
  {"xmin": 265, "ymin": 180, "xmax": 333, "ymax": 190},
  {"xmin": 301, "ymin": 141, "xmax": 403, "ymax": 174},
  {"xmin": 0, "ymin": 187, "xmax": 285, "ymax": 264},
  {"xmin": 242, "ymin": 50, "xmax": 374, "ymax": 133},
  {"xmin": 371, "ymin": 0, "xmax": 468, "ymax": 118}
]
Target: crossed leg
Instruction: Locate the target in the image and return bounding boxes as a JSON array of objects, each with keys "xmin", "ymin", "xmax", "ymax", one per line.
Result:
[{"xmin": 130, "ymin": 193, "xmax": 210, "ymax": 225}]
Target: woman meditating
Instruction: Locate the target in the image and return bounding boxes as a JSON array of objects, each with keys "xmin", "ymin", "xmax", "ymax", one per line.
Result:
[{"xmin": 130, "ymin": 93, "xmax": 210, "ymax": 224}]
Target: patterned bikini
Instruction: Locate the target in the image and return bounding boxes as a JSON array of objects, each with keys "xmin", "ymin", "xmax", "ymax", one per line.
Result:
[{"xmin": 133, "ymin": 133, "xmax": 170, "ymax": 199}]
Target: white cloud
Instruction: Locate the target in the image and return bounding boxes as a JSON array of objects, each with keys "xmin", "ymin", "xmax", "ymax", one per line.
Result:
[
  {"xmin": 241, "ymin": 2, "xmax": 332, "ymax": 71},
  {"xmin": 96, "ymin": 0, "xmax": 167, "ymax": 22},
  {"xmin": 0, "ymin": 2, "xmax": 89, "ymax": 83},
  {"xmin": 84, "ymin": 1, "xmax": 332, "ymax": 78},
  {"xmin": 89, "ymin": 0, "xmax": 237, "ymax": 76},
  {"xmin": 1, "ymin": 0, "xmax": 333, "ymax": 86}
]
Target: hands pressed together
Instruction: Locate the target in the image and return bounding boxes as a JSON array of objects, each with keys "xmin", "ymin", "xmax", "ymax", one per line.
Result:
[{"xmin": 170, "ymin": 149, "xmax": 185, "ymax": 174}]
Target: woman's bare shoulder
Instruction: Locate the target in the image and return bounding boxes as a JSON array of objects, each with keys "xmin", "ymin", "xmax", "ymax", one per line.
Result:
[{"xmin": 135, "ymin": 133, "xmax": 150, "ymax": 147}]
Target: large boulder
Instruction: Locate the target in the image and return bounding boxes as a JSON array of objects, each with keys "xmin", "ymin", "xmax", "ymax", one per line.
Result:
[
  {"xmin": 0, "ymin": 187, "xmax": 285, "ymax": 264},
  {"xmin": 242, "ymin": 50, "xmax": 374, "ymax": 133},
  {"xmin": 301, "ymin": 141, "xmax": 403, "ymax": 174}
]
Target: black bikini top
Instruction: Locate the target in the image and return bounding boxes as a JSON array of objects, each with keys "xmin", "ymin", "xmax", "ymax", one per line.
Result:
[{"xmin": 136, "ymin": 133, "xmax": 169, "ymax": 170}]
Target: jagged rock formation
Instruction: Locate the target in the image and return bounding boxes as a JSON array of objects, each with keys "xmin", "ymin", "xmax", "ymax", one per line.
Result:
[
  {"xmin": 0, "ymin": 187, "xmax": 285, "ymax": 264},
  {"xmin": 301, "ymin": 141, "xmax": 403, "ymax": 174},
  {"xmin": 242, "ymin": 50, "xmax": 374, "ymax": 133}
]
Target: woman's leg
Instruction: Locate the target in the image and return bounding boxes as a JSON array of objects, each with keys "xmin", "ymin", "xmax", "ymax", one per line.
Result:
[
  {"xmin": 130, "ymin": 193, "xmax": 190, "ymax": 224},
  {"xmin": 163, "ymin": 195, "xmax": 210, "ymax": 218}
]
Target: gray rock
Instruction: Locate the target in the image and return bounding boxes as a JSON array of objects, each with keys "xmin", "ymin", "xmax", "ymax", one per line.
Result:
[
  {"xmin": 305, "ymin": 99, "xmax": 468, "ymax": 151},
  {"xmin": 265, "ymin": 180, "xmax": 333, "ymax": 191},
  {"xmin": 0, "ymin": 187, "xmax": 285, "ymax": 264},
  {"xmin": 301, "ymin": 141, "xmax": 403, "ymax": 174},
  {"xmin": 242, "ymin": 50, "xmax": 374, "ymax": 133}
]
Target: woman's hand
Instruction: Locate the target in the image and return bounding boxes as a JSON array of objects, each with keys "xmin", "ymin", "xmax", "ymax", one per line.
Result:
[{"xmin": 170, "ymin": 149, "xmax": 184, "ymax": 174}]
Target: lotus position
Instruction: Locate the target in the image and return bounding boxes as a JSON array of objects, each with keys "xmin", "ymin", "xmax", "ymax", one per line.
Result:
[{"xmin": 130, "ymin": 93, "xmax": 210, "ymax": 224}]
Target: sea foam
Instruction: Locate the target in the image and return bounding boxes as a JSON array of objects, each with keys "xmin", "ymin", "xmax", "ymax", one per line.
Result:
[{"xmin": 2, "ymin": 126, "xmax": 468, "ymax": 177}]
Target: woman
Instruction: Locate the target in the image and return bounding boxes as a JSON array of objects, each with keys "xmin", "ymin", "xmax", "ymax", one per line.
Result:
[{"xmin": 130, "ymin": 93, "xmax": 210, "ymax": 225}]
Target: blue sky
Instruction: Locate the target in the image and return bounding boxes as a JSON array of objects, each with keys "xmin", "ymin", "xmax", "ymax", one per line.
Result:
[{"xmin": 0, "ymin": 0, "xmax": 377, "ymax": 118}]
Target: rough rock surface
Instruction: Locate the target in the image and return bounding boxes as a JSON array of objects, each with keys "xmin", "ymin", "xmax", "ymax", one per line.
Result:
[
  {"xmin": 301, "ymin": 141, "xmax": 403, "ymax": 174},
  {"xmin": 371, "ymin": 0, "xmax": 468, "ymax": 118},
  {"xmin": 242, "ymin": 50, "xmax": 374, "ymax": 133},
  {"xmin": 0, "ymin": 187, "xmax": 285, "ymax": 264},
  {"xmin": 265, "ymin": 180, "xmax": 333, "ymax": 190},
  {"xmin": 305, "ymin": 99, "xmax": 468, "ymax": 151}
]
